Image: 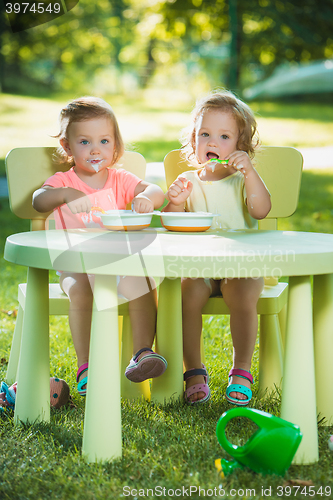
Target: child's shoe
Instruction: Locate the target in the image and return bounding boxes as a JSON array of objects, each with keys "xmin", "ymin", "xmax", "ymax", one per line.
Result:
[
  {"xmin": 184, "ymin": 365, "xmax": 211, "ymax": 404},
  {"xmin": 125, "ymin": 347, "xmax": 167, "ymax": 382}
]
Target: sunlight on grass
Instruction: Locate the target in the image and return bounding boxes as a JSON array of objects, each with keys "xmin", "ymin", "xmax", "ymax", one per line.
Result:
[
  {"xmin": 2, "ymin": 93, "xmax": 333, "ymax": 167},
  {"xmin": 0, "ymin": 92, "xmax": 190, "ymax": 162},
  {"xmin": 257, "ymin": 117, "xmax": 333, "ymax": 148}
]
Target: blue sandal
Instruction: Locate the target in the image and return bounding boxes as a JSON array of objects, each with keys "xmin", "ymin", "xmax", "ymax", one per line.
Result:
[
  {"xmin": 225, "ymin": 368, "xmax": 253, "ymax": 406},
  {"xmin": 77, "ymin": 362, "xmax": 88, "ymax": 396}
]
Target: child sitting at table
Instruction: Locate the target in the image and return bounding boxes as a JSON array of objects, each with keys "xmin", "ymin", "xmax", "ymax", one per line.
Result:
[
  {"xmin": 164, "ymin": 90, "xmax": 271, "ymax": 406},
  {"xmin": 33, "ymin": 96, "xmax": 167, "ymax": 395}
]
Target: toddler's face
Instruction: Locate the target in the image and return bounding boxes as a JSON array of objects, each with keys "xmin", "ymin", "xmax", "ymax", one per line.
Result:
[
  {"xmin": 61, "ymin": 117, "xmax": 116, "ymax": 173},
  {"xmin": 194, "ymin": 109, "xmax": 239, "ymax": 165}
]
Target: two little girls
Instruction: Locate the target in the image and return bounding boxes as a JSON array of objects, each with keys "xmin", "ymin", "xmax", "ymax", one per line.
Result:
[{"xmin": 33, "ymin": 91, "xmax": 270, "ymax": 407}]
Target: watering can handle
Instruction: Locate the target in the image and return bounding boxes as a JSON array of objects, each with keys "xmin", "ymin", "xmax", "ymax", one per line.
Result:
[{"xmin": 216, "ymin": 407, "xmax": 268, "ymax": 456}]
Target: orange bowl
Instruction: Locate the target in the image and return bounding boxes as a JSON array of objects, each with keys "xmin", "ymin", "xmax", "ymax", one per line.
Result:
[{"xmin": 156, "ymin": 212, "xmax": 217, "ymax": 232}]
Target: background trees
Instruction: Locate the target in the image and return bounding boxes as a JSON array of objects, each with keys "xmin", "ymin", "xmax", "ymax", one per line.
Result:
[{"xmin": 1, "ymin": 0, "xmax": 332, "ymax": 94}]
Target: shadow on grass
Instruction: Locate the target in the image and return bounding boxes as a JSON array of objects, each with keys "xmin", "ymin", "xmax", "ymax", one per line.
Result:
[
  {"xmin": 0, "ymin": 408, "xmax": 83, "ymax": 454},
  {"xmin": 0, "ymin": 159, "xmax": 5, "ymax": 177},
  {"xmin": 253, "ymin": 100, "xmax": 333, "ymax": 122}
]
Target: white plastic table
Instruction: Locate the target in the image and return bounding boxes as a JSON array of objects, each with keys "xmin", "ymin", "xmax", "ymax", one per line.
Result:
[{"xmin": 4, "ymin": 228, "xmax": 333, "ymax": 464}]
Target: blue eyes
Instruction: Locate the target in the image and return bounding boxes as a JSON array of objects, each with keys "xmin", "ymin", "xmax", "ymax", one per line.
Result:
[
  {"xmin": 201, "ymin": 133, "xmax": 229, "ymax": 139},
  {"xmin": 80, "ymin": 139, "xmax": 109, "ymax": 145}
]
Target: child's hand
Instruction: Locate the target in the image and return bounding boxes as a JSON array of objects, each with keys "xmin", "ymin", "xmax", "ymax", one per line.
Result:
[
  {"xmin": 63, "ymin": 188, "xmax": 92, "ymax": 214},
  {"xmin": 166, "ymin": 176, "xmax": 193, "ymax": 206},
  {"xmin": 226, "ymin": 151, "xmax": 254, "ymax": 177},
  {"xmin": 132, "ymin": 194, "xmax": 154, "ymax": 213}
]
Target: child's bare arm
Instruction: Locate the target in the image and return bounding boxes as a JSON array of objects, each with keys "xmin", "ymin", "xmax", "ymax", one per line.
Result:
[
  {"xmin": 226, "ymin": 151, "xmax": 271, "ymax": 220},
  {"xmin": 132, "ymin": 181, "xmax": 165, "ymax": 213},
  {"xmin": 243, "ymin": 169, "xmax": 271, "ymax": 219},
  {"xmin": 163, "ymin": 176, "xmax": 193, "ymax": 212},
  {"xmin": 33, "ymin": 186, "xmax": 92, "ymax": 214}
]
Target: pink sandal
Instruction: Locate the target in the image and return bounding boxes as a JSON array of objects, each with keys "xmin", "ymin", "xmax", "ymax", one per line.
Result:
[{"xmin": 184, "ymin": 365, "xmax": 211, "ymax": 404}]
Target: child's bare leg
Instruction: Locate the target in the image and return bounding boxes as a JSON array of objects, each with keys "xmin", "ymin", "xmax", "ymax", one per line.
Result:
[
  {"xmin": 182, "ymin": 278, "xmax": 218, "ymax": 402},
  {"xmin": 221, "ymin": 277, "xmax": 264, "ymax": 401},
  {"xmin": 60, "ymin": 272, "xmax": 94, "ymax": 388},
  {"xmin": 120, "ymin": 276, "xmax": 167, "ymax": 382},
  {"xmin": 118, "ymin": 276, "xmax": 157, "ymax": 357}
]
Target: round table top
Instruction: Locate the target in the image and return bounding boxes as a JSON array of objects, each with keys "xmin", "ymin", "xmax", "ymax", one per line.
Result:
[{"xmin": 4, "ymin": 228, "xmax": 333, "ymax": 278}]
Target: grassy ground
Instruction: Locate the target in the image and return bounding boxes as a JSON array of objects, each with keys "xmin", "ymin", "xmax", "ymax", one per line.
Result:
[
  {"xmin": 2, "ymin": 91, "xmax": 333, "ymax": 170},
  {"xmin": 0, "ymin": 93, "xmax": 333, "ymax": 499}
]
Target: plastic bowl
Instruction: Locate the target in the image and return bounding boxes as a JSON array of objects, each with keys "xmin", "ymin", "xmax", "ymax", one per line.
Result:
[
  {"xmin": 156, "ymin": 212, "xmax": 217, "ymax": 232},
  {"xmin": 100, "ymin": 210, "xmax": 153, "ymax": 230}
]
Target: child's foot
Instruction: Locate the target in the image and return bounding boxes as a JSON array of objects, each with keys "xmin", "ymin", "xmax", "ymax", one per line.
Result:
[
  {"xmin": 125, "ymin": 348, "xmax": 167, "ymax": 383},
  {"xmin": 184, "ymin": 366, "xmax": 210, "ymax": 404},
  {"xmin": 226, "ymin": 368, "xmax": 253, "ymax": 406},
  {"xmin": 76, "ymin": 363, "xmax": 88, "ymax": 396}
]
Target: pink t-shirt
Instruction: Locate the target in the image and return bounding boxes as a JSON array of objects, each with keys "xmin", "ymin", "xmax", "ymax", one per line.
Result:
[{"xmin": 43, "ymin": 167, "xmax": 141, "ymax": 229}]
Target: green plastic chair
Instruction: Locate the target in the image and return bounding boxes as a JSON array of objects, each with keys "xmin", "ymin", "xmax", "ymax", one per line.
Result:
[
  {"xmin": 5, "ymin": 147, "xmax": 150, "ymax": 400},
  {"xmin": 163, "ymin": 146, "xmax": 303, "ymax": 394}
]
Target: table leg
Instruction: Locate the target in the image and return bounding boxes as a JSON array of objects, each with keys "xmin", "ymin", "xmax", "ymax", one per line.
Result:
[
  {"xmin": 82, "ymin": 274, "xmax": 122, "ymax": 462},
  {"xmin": 151, "ymin": 278, "xmax": 183, "ymax": 403},
  {"xmin": 14, "ymin": 267, "xmax": 50, "ymax": 424},
  {"xmin": 313, "ymin": 273, "xmax": 333, "ymax": 424},
  {"xmin": 281, "ymin": 275, "xmax": 318, "ymax": 464}
]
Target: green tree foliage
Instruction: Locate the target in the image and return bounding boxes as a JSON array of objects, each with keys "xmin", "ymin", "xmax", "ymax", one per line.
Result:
[
  {"xmin": 158, "ymin": 0, "xmax": 333, "ymax": 88},
  {"xmin": 0, "ymin": 0, "xmax": 141, "ymax": 92},
  {"xmin": 0, "ymin": 0, "xmax": 332, "ymax": 93}
]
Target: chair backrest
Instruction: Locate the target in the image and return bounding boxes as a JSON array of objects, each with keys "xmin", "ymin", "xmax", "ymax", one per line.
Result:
[
  {"xmin": 5, "ymin": 147, "xmax": 146, "ymax": 230},
  {"xmin": 164, "ymin": 146, "xmax": 303, "ymax": 230}
]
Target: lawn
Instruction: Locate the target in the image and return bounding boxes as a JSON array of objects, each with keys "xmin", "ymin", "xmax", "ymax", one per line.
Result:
[{"xmin": 0, "ymin": 92, "xmax": 332, "ymax": 499}]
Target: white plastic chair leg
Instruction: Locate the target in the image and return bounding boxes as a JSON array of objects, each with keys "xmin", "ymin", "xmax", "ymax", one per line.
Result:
[
  {"xmin": 151, "ymin": 278, "xmax": 183, "ymax": 403},
  {"xmin": 313, "ymin": 273, "xmax": 333, "ymax": 424},
  {"xmin": 258, "ymin": 313, "xmax": 283, "ymax": 396},
  {"xmin": 278, "ymin": 303, "xmax": 287, "ymax": 347},
  {"xmin": 120, "ymin": 314, "xmax": 150, "ymax": 400},
  {"xmin": 6, "ymin": 304, "xmax": 23, "ymax": 384}
]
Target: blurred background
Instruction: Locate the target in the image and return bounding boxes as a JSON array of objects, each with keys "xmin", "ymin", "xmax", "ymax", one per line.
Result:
[{"xmin": 0, "ymin": 0, "xmax": 333, "ymax": 189}]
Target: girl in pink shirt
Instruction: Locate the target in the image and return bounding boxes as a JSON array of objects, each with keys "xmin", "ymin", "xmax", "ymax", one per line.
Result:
[{"xmin": 33, "ymin": 96, "xmax": 167, "ymax": 396}]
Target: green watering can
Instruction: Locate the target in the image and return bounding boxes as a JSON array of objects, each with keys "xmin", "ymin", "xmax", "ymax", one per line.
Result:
[{"xmin": 216, "ymin": 407, "xmax": 302, "ymax": 476}]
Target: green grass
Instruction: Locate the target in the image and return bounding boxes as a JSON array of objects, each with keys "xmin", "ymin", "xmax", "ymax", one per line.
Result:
[
  {"xmin": 2, "ymin": 92, "xmax": 333, "ymax": 174},
  {"xmin": 0, "ymin": 93, "xmax": 333, "ymax": 499}
]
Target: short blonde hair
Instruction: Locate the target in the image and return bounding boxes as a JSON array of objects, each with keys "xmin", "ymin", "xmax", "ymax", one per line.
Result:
[
  {"xmin": 182, "ymin": 90, "xmax": 259, "ymax": 162},
  {"xmin": 55, "ymin": 96, "xmax": 124, "ymax": 166}
]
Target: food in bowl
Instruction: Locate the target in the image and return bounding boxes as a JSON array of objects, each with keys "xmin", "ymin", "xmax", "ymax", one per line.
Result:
[
  {"xmin": 156, "ymin": 211, "xmax": 218, "ymax": 232},
  {"xmin": 100, "ymin": 210, "xmax": 153, "ymax": 230}
]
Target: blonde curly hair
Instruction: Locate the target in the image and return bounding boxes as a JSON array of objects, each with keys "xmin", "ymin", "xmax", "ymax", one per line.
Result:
[
  {"xmin": 55, "ymin": 96, "xmax": 124, "ymax": 167},
  {"xmin": 181, "ymin": 90, "xmax": 260, "ymax": 164}
]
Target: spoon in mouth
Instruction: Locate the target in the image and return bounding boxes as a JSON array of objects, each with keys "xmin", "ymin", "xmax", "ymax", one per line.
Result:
[
  {"xmin": 202, "ymin": 158, "xmax": 229, "ymax": 172},
  {"xmin": 202, "ymin": 158, "xmax": 229, "ymax": 167}
]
